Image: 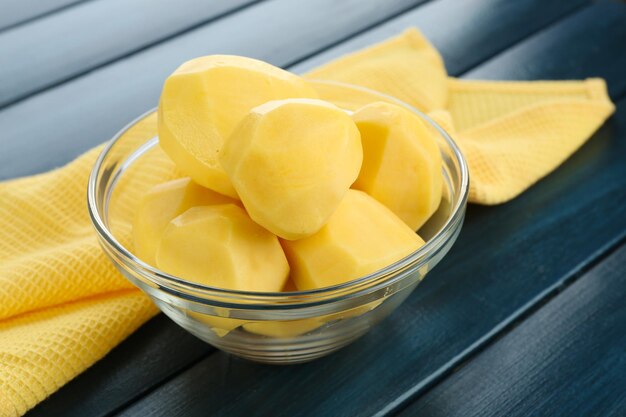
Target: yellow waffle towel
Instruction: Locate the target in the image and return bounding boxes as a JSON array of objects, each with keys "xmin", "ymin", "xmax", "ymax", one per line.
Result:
[
  {"xmin": 0, "ymin": 28, "xmax": 615, "ymax": 416},
  {"xmin": 306, "ymin": 29, "xmax": 615, "ymax": 203}
]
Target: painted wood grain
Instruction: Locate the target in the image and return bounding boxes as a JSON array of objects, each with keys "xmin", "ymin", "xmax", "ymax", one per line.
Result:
[
  {"xmin": 466, "ymin": 0, "xmax": 626, "ymax": 99},
  {"xmin": 0, "ymin": 0, "xmax": 260, "ymax": 107},
  {"xmin": 0, "ymin": 0, "xmax": 87, "ymax": 31},
  {"xmin": 291, "ymin": 0, "xmax": 589, "ymax": 76},
  {"xmin": 113, "ymin": 98, "xmax": 626, "ymax": 417},
  {"xmin": 17, "ymin": 0, "xmax": 626, "ymax": 416},
  {"xmin": 0, "ymin": 0, "xmax": 427, "ymax": 108},
  {"xmin": 113, "ymin": 3, "xmax": 626, "ymax": 416},
  {"xmin": 0, "ymin": 0, "xmax": 426, "ymax": 180},
  {"xmin": 400, "ymin": 243, "xmax": 626, "ymax": 417}
]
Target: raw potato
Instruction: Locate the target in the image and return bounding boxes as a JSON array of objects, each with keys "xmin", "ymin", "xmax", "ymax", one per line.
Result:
[
  {"xmin": 220, "ymin": 98, "xmax": 362, "ymax": 240},
  {"xmin": 156, "ymin": 205, "xmax": 289, "ymax": 291},
  {"xmin": 187, "ymin": 310, "xmax": 245, "ymax": 338},
  {"xmin": 158, "ymin": 55, "xmax": 318, "ymax": 198},
  {"xmin": 241, "ymin": 279, "xmax": 383, "ymax": 338},
  {"xmin": 242, "ymin": 277, "xmax": 325, "ymax": 338},
  {"xmin": 352, "ymin": 101, "xmax": 443, "ymax": 230},
  {"xmin": 281, "ymin": 190, "xmax": 425, "ymax": 290},
  {"xmin": 132, "ymin": 177, "xmax": 238, "ymax": 265},
  {"xmin": 282, "ymin": 278, "xmax": 298, "ymax": 292},
  {"xmin": 241, "ymin": 300, "xmax": 385, "ymax": 338},
  {"xmin": 243, "ymin": 319, "xmax": 323, "ymax": 338}
]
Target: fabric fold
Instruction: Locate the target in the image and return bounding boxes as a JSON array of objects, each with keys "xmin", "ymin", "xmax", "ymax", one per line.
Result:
[
  {"xmin": 306, "ymin": 28, "xmax": 448, "ymax": 112},
  {"xmin": 450, "ymin": 79, "xmax": 614, "ymax": 203},
  {"xmin": 0, "ymin": 290, "xmax": 157, "ymax": 416},
  {"xmin": 0, "ymin": 27, "xmax": 615, "ymax": 416},
  {"xmin": 307, "ymin": 29, "xmax": 615, "ymax": 204}
]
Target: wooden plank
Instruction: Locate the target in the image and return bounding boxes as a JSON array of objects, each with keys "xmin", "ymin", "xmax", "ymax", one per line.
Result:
[
  {"xmin": 18, "ymin": 1, "xmax": 433, "ymax": 415},
  {"xmin": 291, "ymin": 0, "xmax": 589, "ymax": 76},
  {"xmin": 0, "ymin": 0, "xmax": 86, "ymax": 32},
  {"xmin": 115, "ymin": 101, "xmax": 626, "ymax": 417},
  {"xmin": 0, "ymin": 0, "xmax": 260, "ymax": 108},
  {"xmin": 113, "ymin": 4, "xmax": 626, "ymax": 416},
  {"xmin": 21, "ymin": 0, "xmax": 601, "ymax": 415},
  {"xmin": 400, "ymin": 243, "xmax": 626, "ymax": 417},
  {"xmin": 0, "ymin": 0, "xmax": 426, "ymax": 181},
  {"xmin": 26, "ymin": 315, "xmax": 211, "ymax": 417},
  {"xmin": 466, "ymin": 0, "xmax": 626, "ymax": 99}
]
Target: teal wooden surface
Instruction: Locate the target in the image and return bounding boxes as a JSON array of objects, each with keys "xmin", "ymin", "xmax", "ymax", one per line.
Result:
[
  {"xmin": 0, "ymin": 0, "xmax": 86, "ymax": 31},
  {"xmin": 114, "ymin": 96, "xmax": 626, "ymax": 416},
  {"xmin": 0, "ymin": 0, "xmax": 427, "ymax": 180},
  {"xmin": 0, "ymin": 0, "xmax": 621, "ymax": 416},
  {"xmin": 400, "ymin": 243, "xmax": 626, "ymax": 417},
  {"xmin": 0, "ymin": 0, "xmax": 260, "ymax": 107}
]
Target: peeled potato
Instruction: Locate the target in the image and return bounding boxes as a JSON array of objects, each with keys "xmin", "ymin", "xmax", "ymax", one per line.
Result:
[
  {"xmin": 352, "ymin": 101, "xmax": 443, "ymax": 230},
  {"xmin": 241, "ymin": 277, "xmax": 323, "ymax": 338},
  {"xmin": 132, "ymin": 177, "xmax": 237, "ymax": 265},
  {"xmin": 243, "ymin": 319, "xmax": 323, "ymax": 338},
  {"xmin": 281, "ymin": 190, "xmax": 425, "ymax": 290},
  {"xmin": 282, "ymin": 278, "xmax": 298, "ymax": 292},
  {"xmin": 220, "ymin": 98, "xmax": 362, "ymax": 240},
  {"xmin": 156, "ymin": 205, "xmax": 289, "ymax": 291},
  {"xmin": 187, "ymin": 310, "xmax": 245, "ymax": 338},
  {"xmin": 158, "ymin": 55, "xmax": 318, "ymax": 197}
]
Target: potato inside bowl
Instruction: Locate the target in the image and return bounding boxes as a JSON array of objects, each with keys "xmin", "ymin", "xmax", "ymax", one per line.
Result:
[{"xmin": 88, "ymin": 80, "xmax": 468, "ymax": 364}]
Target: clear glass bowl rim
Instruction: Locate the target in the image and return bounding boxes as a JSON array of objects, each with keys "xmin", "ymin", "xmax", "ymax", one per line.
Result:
[{"xmin": 87, "ymin": 79, "xmax": 469, "ymax": 305}]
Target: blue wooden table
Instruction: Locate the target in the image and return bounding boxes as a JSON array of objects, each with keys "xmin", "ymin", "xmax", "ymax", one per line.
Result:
[{"xmin": 2, "ymin": 0, "xmax": 625, "ymax": 415}]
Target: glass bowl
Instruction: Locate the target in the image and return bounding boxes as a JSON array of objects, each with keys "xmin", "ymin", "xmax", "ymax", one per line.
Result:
[{"xmin": 88, "ymin": 80, "xmax": 469, "ymax": 364}]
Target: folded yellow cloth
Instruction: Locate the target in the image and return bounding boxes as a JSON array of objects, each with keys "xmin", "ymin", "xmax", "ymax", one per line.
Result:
[
  {"xmin": 0, "ymin": 28, "xmax": 614, "ymax": 416},
  {"xmin": 306, "ymin": 29, "xmax": 615, "ymax": 203}
]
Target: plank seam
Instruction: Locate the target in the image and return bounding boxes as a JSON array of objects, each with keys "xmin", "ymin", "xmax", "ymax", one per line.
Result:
[
  {"xmin": 0, "ymin": 0, "xmax": 93, "ymax": 34},
  {"xmin": 0, "ymin": 0, "xmax": 267, "ymax": 111},
  {"xmin": 101, "ymin": 351, "xmax": 212, "ymax": 417},
  {"xmin": 0, "ymin": 0, "xmax": 430, "ymax": 112},
  {"xmin": 105, "ymin": 2, "xmax": 619, "ymax": 413},
  {"xmin": 460, "ymin": 1, "xmax": 591, "ymax": 77},
  {"xmin": 100, "ymin": 2, "xmax": 447, "ymax": 414},
  {"xmin": 375, "ymin": 8, "xmax": 626, "ymax": 406},
  {"xmin": 377, "ymin": 230, "xmax": 626, "ymax": 417},
  {"xmin": 280, "ymin": 0, "xmax": 435, "ymax": 69}
]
